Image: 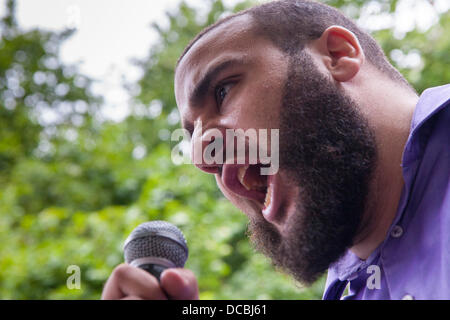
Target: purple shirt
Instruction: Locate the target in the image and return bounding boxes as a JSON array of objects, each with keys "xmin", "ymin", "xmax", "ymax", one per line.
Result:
[{"xmin": 323, "ymin": 84, "xmax": 450, "ymax": 300}]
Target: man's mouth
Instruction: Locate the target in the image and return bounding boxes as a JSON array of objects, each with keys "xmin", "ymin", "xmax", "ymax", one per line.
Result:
[
  {"xmin": 237, "ymin": 164, "xmax": 271, "ymax": 208},
  {"xmin": 222, "ymin": 163, "xmax": 280, "ymax": 222}
]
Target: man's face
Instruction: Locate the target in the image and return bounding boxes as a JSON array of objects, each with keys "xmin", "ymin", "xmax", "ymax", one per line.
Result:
[
  {"xmin": 175, "ymin": 15, "xmax": 377, "ymax": 284},
  {"xmin": 175, "ymin": 15, "xmax": 288, "ymax": 225}
]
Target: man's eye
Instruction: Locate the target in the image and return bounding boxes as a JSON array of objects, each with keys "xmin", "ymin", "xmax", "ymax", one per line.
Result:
[{"xmin": 214, "ymin": 83, "xmax": 233, "ymax": 106}]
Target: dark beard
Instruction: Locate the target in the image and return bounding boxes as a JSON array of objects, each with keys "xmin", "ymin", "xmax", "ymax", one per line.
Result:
[{"xmin": 248, "ymin": 51, "xmax": 377, "ymax": 285}]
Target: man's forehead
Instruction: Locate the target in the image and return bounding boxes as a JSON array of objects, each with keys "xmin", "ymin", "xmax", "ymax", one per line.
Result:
[{"xmin": 175, "ymin": 14, "xmax": 256, "ymax": 87}]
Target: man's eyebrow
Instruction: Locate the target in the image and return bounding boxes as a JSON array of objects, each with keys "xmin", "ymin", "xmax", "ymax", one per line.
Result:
[{"xmin": 189, "ymin": 58, "xmax": 246, "ymax": 105}]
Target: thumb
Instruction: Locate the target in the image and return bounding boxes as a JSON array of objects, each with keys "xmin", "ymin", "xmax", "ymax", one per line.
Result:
[{"xmin": 160, "ymin": 268, "xmax": 199, "ymax": 300}]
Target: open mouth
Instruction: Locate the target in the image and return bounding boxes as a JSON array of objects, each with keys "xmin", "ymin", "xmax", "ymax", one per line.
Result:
[{"xmin": 221, "ymin": 163, "xmax": 280, "ymax": 222}]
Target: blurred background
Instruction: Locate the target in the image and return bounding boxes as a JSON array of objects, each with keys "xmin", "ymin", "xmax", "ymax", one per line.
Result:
[{"xmin": 0, "ymin": 0, "xmax": 448, "ymax": 299}]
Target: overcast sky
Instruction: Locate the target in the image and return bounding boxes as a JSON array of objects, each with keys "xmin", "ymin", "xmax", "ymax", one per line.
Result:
[
  {"xmin": 1, "ymin": 0, "xmax": 448, "ymax": 121},
  {"xmin": 1, "ymin": 0, "xmax": 206, "ymax": 121}
]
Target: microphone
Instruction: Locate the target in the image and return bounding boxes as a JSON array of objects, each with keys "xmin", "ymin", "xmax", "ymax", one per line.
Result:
[{"xmin": 123, "ymin": 220, "xmax": 188, "ymax": 281}]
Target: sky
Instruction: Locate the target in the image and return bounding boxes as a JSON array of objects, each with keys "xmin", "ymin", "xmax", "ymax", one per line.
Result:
[
  {"xmin": 1, "ymin": 0, "xmax": 449, "ymax": 121},
  {"xmin": 3, "ymin": 0, "xmax": 207, "ymax": 121}
]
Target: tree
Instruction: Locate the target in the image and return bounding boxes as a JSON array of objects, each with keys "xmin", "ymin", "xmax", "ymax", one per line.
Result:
[{"xmin": 0, "ymin": 0, "xmax": 99, "ymax": 175}]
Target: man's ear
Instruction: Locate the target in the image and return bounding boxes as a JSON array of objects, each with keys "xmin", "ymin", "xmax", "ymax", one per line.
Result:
[{"xmin": 312, "ymin": 25, "xmax": 365, "ymax": 82}]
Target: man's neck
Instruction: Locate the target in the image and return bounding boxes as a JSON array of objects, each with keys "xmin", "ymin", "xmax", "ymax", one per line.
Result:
[{"xmin": 349, "ymin": 80, "xmax": 419, "ymax": 260}]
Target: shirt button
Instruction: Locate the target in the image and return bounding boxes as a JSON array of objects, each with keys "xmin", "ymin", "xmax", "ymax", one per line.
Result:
[
  {"xmin": 391, "ymin": 225, "xmax": 403, "ymax": 238},
  {"xmin": 402, "ymin": 294, "xmax": 414, "ymax": 300}
]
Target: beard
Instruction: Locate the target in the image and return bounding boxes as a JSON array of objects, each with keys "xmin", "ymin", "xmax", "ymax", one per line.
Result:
[{"xmin": 247, "ymin": 51, "xmax": 378, "ymax": 285}]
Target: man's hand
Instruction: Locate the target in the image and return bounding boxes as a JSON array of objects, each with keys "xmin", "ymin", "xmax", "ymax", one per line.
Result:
[{"xmin": 101, "ymin": 264, "xmax": 199, "ymax": 300}]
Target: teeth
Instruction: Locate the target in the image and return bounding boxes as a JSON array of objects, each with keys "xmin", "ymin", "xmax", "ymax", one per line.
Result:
[
  {"xmin": 237, "ymin": 165, "xmax": 250, "ymax": 190},
  {"xmin": 264, "ymin": 184, "xmax": 272, "ymax": 209},
  {"xmin": 237, "ymin": 165, "xmax": 268, "ymax": 191}
]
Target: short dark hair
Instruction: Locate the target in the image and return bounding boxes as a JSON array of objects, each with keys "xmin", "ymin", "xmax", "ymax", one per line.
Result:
[{"xmin": 177, "ymin": 0, "xmax": 412, "ymax": 89}]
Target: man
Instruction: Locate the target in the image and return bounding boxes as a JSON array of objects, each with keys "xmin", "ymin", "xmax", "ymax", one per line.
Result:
[{"xmin": 102, "ymin": 0, "xmax": 449, "ymax": 300}]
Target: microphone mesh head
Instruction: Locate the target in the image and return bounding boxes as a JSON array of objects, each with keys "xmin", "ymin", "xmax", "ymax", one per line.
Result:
[{"xmin": 123, "ymin": 221, "xmax": 188, "ymax": 268}]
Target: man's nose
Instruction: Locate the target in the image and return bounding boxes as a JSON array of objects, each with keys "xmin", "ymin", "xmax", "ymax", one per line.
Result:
[{"xmin": 191, "ymin": 126, "xmax": 227, "ymax": 174}]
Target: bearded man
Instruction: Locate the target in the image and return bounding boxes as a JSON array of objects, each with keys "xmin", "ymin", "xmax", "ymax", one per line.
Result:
[{"xmin": 102, "ymin": 0, "xmax": 449, "ymax": 300}]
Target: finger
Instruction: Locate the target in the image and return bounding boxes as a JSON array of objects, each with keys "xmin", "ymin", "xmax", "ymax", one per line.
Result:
[
  {"xmin": 160, "ymin": 268, "xmax": 199, "ymax": 300},
  {"xmin": 102, "ymin": 264, "xmax": 168, "ymax": 300},
  {"xmin": 121, "ymin": 295, "xmax": 143, "ymax": 300}
]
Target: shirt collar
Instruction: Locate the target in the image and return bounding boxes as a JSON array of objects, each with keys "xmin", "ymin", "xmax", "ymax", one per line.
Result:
[
  {"xmin": 402, "ymin": 84, "xmax": 450, "ymax": 166},
  {"xmin": 410, "ymin": 84, "xmax": 450, "ymax": 131}
]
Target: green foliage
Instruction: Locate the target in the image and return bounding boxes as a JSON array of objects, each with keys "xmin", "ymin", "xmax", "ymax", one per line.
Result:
[
  {"xmin": 375, "ymin": 9, "xmax": 450, "ymax": 93},
  {"xmin": 0, "ymin": 0, "xmax": 448, "ymax": 300},
  {"xmin": 0, "ymin": 1, "xmax": 99, "ymax": 176}
]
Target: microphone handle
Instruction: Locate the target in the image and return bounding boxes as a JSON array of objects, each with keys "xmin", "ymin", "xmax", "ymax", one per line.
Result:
[{"xmin": 138, "ymin": 263, "xmax": 167, "ymax": 282}]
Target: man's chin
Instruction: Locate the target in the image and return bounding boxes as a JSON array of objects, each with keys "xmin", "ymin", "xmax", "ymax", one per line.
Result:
[{"xmin": 246, "ymin": 201, "xmax": 351, "ymax": 286}]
